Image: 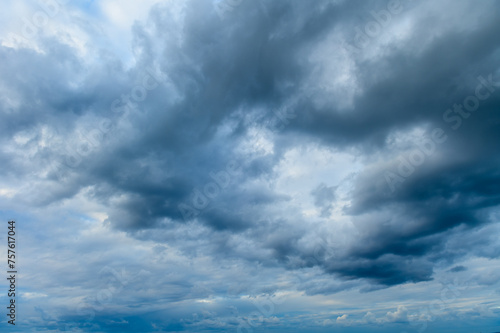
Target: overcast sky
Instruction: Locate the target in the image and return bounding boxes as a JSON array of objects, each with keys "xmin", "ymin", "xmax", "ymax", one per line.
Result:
[{"xmin": 0, "ymin": 0, "xmax": 500, "ymax": 332}]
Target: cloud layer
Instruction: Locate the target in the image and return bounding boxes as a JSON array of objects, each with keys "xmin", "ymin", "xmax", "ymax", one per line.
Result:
[{"xmin": 0, "ymin": 0, "xmax": 499, "ymax": 332}]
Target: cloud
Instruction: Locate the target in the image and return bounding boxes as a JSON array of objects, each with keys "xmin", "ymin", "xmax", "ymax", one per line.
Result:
[
  {"xmin": 311, "ymin": 183, "xmax": 337, "ymax": 217},
  {"xmin": 384, "ymin": 305, "xmax": 409, "ymax": 323},
  {"xmin": 449, "ymin": 265, "xmax": 467, "ymax": 273},
  {"xmin": 1, "ymin": 0, "xmax": 500, "ymax": 332},
  {"xmin": 336, "ymin": 314, "xmax": 349, "ymax": 324}
]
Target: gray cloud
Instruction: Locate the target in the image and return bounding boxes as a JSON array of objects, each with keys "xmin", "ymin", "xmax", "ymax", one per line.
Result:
[{"xmin": 1, "ymin": 0, "xmax": 500, "ymax": 331}]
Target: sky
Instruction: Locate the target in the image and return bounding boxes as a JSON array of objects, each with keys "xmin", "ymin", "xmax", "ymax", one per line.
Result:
[{"xmin": 0, "ymin": 0, "xmax": 499, "ymax": 332}]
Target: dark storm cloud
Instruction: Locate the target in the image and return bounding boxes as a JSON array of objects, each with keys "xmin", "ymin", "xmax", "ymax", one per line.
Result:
[
  {"xmin": 288, "ymin": 7, "xmax": 500, "ymax": 149},
  {"xmin": 42, "ymin": 0, "xmax": 348, "ymax": 231},
  {"xmin": 325, "ymin": 254, "xmax": 434, "ymax": 286},
  {"xmin": 2, "ymin": 0, "xmax": 500, "ymax": 292}
]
